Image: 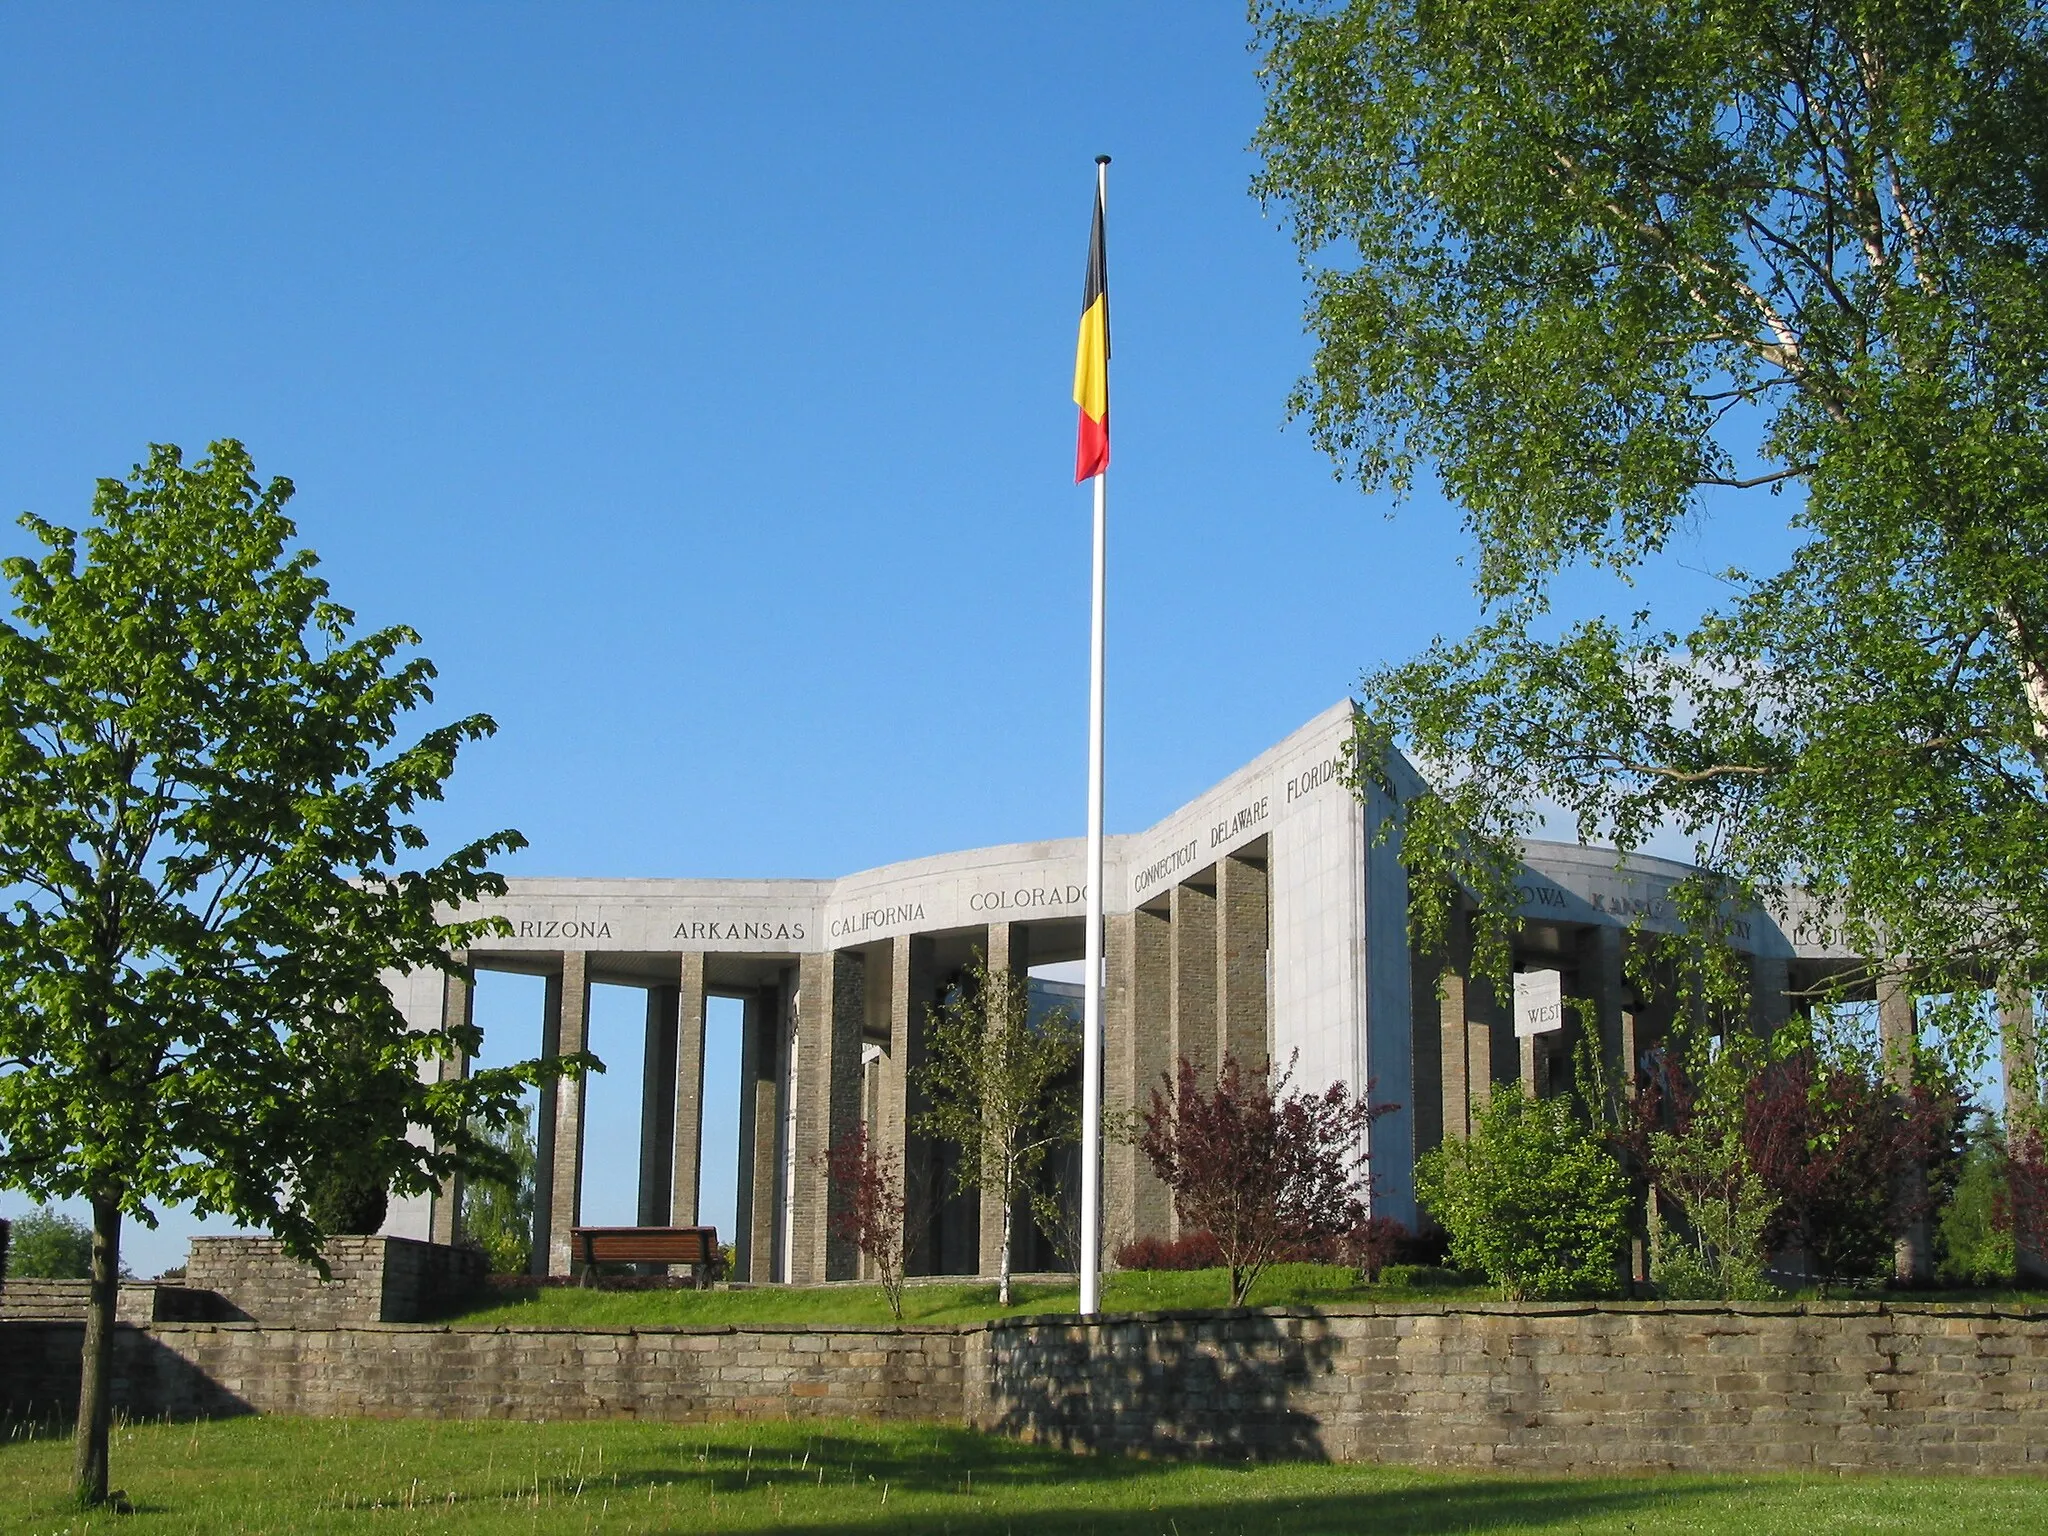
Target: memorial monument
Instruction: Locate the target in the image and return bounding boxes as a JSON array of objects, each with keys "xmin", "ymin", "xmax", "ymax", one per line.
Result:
[{"xmin": 382, "ymin": 701, "xmax": 1849, "ymax": 1282}]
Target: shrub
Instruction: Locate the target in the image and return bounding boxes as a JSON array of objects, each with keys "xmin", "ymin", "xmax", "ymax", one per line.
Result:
[
  {"xmin": 1375, "ymin": 1263, "xmax": 1465, "ymax": 1289},
  {"xmin": 6, "ymin": 1208, "xmax": 93, "ymax": 1278},
  {"xmin": 816, "ymin": 1123, "xmax": 907, "ymax": 1319},
  {"xmin": 1345, "ymin": 1214, "xmax": 1408, "ymax": 1281},
  {"xmin": 304, "ymin": 1167, "xmax": 389, "ymax": 1237},
  {"xmin": 1641, "ymin": 1044, "xmax": 1779, "ymax": 1301},
  {"xmin": 1741, "ymin": 1046, "xmax": 1962, "ymax": 1288},
  {"xmin": 1113, "ymin": 1230, "xmax": 1224, "ymax": 1271},
  {"xmin": 1417, "ymin": 1081, "xmax": 1631, "ymax": 1300},
  {"xmin": 1139, "ymin": 1051, "xmax": 1391, "ymax": 1305}
]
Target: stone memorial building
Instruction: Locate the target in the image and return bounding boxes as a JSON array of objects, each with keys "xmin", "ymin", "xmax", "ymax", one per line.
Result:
[{"xmin": 381, "ymin": 701, "xmax": 1847, "ymax": 1282}]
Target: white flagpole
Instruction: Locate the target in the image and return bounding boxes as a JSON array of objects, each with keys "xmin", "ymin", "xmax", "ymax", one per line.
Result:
[{"xmin": 1079, "ymin": 154, "xmax": 1109, "ymax": 1319}]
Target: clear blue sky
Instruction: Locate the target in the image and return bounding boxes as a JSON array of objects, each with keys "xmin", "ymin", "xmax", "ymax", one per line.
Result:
[{"xmin": 0, "ymin": 4, "xmax": 1806, "ymax": 1274}]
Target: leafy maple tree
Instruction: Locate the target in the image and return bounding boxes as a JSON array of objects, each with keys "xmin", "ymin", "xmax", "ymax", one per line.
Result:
[{"xmin": 0, "ymin": 442, "xmax": 560, "ymax": 1507}]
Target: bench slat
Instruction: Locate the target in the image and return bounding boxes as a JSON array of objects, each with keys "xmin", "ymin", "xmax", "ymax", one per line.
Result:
[{"xmin": 569, "ymin": 1225, "xmax": 718, "ymax": 1267}]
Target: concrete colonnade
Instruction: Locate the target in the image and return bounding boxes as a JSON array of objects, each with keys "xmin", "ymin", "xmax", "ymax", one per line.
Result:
[{"xmin": 418, "ymin": 847, "xmax": 1286, "ymax": 1284}]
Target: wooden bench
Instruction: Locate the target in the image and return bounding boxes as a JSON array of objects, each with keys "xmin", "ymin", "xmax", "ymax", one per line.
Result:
[{"xmin": 568, "ymin": 1226, "xmax": 722, "ymax": 1286}]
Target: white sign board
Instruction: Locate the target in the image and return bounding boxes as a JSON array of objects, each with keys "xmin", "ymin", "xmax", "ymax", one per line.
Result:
[{"xmin": 1513, "ymin": 969, "xmax": 1565, "ymax": 1038}]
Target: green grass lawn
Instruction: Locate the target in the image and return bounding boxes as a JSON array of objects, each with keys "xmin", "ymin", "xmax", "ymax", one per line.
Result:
[
  {"xmin": 442, "ymin": 1264, "xmax": 2048, "ymax": 1330},
  {"xmin": 444, "ymin": 1265, "xmax": 1487, "ymax": 1328},
  {"xmin": 4, "ymin": 1415, "xmax": 2046, "ymax": 1535}
]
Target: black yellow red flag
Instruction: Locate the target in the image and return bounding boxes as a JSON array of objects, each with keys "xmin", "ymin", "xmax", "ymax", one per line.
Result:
[{"xmin": 1073, "ymin": 176, "xmax": 1109, "ymax": 482}]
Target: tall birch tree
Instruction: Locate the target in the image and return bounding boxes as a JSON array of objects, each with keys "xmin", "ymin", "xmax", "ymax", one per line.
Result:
[{"xmin": 1253, "ymin": 1, "xmax": 2048, "ymax": 1032}]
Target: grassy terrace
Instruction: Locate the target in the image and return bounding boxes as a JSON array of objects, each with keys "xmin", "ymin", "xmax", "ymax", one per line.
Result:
[
  {"xmin": 439, "ymin": 1264, "xmax": 1474, "ymax": 1328},
  {"xmin": 6, "ymin": 1417, "xmax": 2048, "ymax": 1535},
  {"xmin": 440, "ymin": 1264, "xmax": 2048, "ymax": 1329}
]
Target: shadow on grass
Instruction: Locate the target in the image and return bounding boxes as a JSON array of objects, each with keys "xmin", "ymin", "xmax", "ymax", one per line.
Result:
[
  {"xmin": 750, "ymin": 1482, "xmax": 1709, "ymax": 1536},
  {"xmin": 496, "ymin": 1434, "xmax": 1706, "ymax": 1536}
]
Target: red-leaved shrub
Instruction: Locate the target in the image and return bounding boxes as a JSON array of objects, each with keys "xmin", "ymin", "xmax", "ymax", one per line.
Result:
[
  {"xmin": 1114, "ymin": 1230, "xmax": 1224, "ymax": 1271},
  {"xmin": 1346, "ymin": 1215, "xmax": 1409, "ymax": 1280}
]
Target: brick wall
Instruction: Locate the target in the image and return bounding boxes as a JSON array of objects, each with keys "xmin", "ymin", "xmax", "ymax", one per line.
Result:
[
  {"xmin": 7, "ymin": 1301, "xmax": 2048, "ymax": 1474},
  {"xmin": 0, "ymin": 1320, "xmax": 967, "ymax": 1425},
  {"xmin": 0, "ymin": 1280, "xmax": 217, "ymax": 1324},
  {"xmin": 969, "ymin": 1302, "xmax": 2048, "ymax": 1473},
  {"xmin": 183, "ymin": 1236, "xmax": 485, "ymax": 1324}
]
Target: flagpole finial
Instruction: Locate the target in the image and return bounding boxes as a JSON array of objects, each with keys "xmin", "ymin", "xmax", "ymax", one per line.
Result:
[{"xmin": 1096, "ymin": 154, "xmax": 1111, "ymax": 165}]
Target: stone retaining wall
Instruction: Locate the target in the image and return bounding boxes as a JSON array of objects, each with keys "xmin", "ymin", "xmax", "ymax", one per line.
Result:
[
  {"xmin": 184, "ymin": 1236, "xmax": 486, "ymax": 1325},
  {"xmin": 971, "ymin": 1302, "xmax": 2048, "ymax": 1474},
  {"xmin": 6, "ymin": 1302, "xmax": 2048, "ymax": 1474},
  {"xmin": 0, "ymin": 1320, "xmax": 968, "ymax": 1425},
  {"xmin": 0, "ymin": 1279, "xmax": 218, "ymax": 1324}
]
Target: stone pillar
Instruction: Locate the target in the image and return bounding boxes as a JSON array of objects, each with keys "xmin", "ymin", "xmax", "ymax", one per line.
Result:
[
  {"xmin": 1579, "ymin": 926, "xmax": 1628, "ymax": 1089},
  {"xmin": 1103, "ymin": 912, "xmax": 1133, "ymax": 1257},
  {"xmin": 1999, "ymin": 978, "xmax": 2048, "ymax": 1284},
  {"xmin": 979, "ymin": 922, "xmax": 1031, "ymax": 1278},
  {"xmin": 669, "ymin": 953, "xmax": 707, "ymax": 1227},
  {"xmin": 1438, "ymin": 914, "xmax": 1498, "ymax": 1139},
  {"xmin": 1170, "ymin": 880, "xmax": 1219, "ymax": 1082},
  {"xmin": 1439, "ymin": 959, "xmax": 1474, "ymax": 1142},
  {"xmin": 429, "ymin": 963, "xmax": 473, "ymax": 1246},
  {"xmin": 638, "ymin": 980, "xmax": 679, "ymax": 1227},
  {"xmin": 736, "ymin": 986, "xmax": 782, "ymax": 1283},
  {"xmin": 985, "ymin": 920, "xmax": 1029, "ymax": 977},
  {"xmin": 789, "ymin": 950, "xmax": 866, "ymax": 1283},
  {"xmin": 1878, "ymin": 973, "xmax": 1932, "ymax": 1286},
  {"xmin": 1216, "ymin": 855, "xmax": 1270, "ymax": 1070},
  {"xmin": 880, "ymin": 934, "xmax": 936, "ymax": 1272},
  {"xmin": 1748, "ymin": 952, "xmax": 1791, "ymax": 1036},
  {"xmin": 1108, "ymin": 904, "xmax": 1173, "ymax": 1253},
  {"xmin": 1408, "ymin": 949, "xmax": 1445, "ymax": 1164},
  {"xmin": 534, "ymin": 952, "xmax": 590, "ymax": 1277}
]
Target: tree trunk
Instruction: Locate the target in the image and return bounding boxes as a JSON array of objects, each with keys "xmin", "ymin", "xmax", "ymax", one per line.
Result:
[
  {"xmin": 997, "ymin": 1169, "xmax": 1013, "ymax": 1308},
  {"xmin": 71, "ymin": 1195, "xmax": 121, "ymax": 1508},
  {"xmin": 1877, "ymin": 975, "xmax": 1933, "ymax": 1286}
]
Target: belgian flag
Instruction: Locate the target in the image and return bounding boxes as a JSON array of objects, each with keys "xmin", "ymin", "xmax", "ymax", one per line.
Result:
[{"xmin": 1072, "ymin": 171, "xmax": 1109, "ymax": 483}]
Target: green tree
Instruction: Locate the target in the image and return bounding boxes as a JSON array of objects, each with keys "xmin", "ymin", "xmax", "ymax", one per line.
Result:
[
  {"xmin": 1417, "ymin": 1080, "xmax": 1633, "ymax": 1299},
  {"xmin": 461, "ymin": 1104, "xmax": 538, "ymax": 1275},
  {"xmin": 5, "ymin": 1207, "xmax": 94, "ymax": 1279},
  {"xmin": 1936, "ymin": 1113, "xmax": 2016, "ymax": 1286},
  {"xmin": 1253, "ymin": 2, "xmax": 2048, "ymax": 1037},
  {"xmin": 0, "ymin": 442, "xmax": 566, "ymax": 1507},
  {"xmin": 913, "ymin": 954, "xmax": 1079, "ymax": 1307}
]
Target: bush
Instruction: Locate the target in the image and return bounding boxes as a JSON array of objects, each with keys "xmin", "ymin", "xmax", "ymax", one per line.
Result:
[
  {"xmin": 6, "ymin": 1208, "xmax": 94, "ymax": 1278},
  {"xmin": 1345, "ymin": 1214, "xmax": 1408, "ymax": 1281},
  {"xmin": 1641, "ymin": 1043, "xmax": 1780, "ymax": 1301},
  {"xmin": 1741, "ymin": 1044, "xmax": 1962, "ymax": 1289},
  {"xmin": 304, "ymin": 1167, "xmax": 390, "ymax": 1237},
  {"xmin": 1417, "ymin": 1081, "xmax": 1632, "ymax": 1300},
  {"xmin": 1114, "ymin": 1230, "xmax": 1225, "ymax": 1271},
  {"xmin": 1375, "ymin": 1263, "xmax": 1466, "ymax": 1289}
]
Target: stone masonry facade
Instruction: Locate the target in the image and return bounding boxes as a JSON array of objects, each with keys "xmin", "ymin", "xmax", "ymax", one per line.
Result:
[
  {"xmin": 182, "ymin": 1235, "xmax": 487, "ymax": 1326},
  {"xmin": 970, "ymin": 1302, "xmax": 2048, "ymax": 1473},
  {"xmin": 7, "ymin": 1301, "xmax": 2048, "ymax": 1474},
  {"xmin": 0, "ymin": 1319, "xmax": 965, "ymax": 1426}
]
